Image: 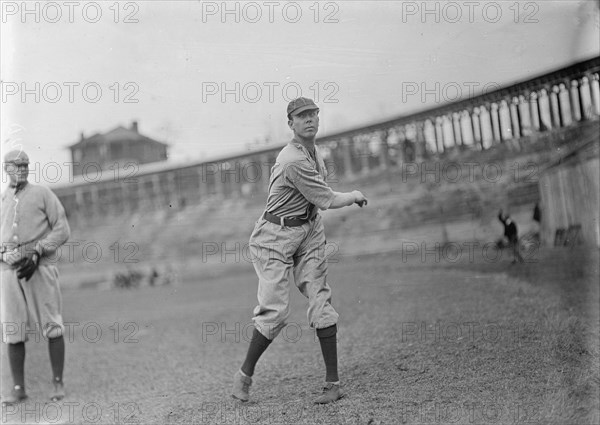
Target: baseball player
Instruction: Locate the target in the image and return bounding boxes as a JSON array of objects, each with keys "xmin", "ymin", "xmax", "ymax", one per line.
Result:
[
  {"xmin": 1, "ymin": 149, "xmax": 71, "ymax": 405},
  {"xmin": 231, "ymin": 98, "xmax": 368, "ymax": 404}
]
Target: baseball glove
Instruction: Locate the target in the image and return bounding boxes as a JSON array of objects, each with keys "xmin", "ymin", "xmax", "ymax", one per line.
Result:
[{"xmin": 15, "ymin": 251, "xmax": 40, "ymax": 281}]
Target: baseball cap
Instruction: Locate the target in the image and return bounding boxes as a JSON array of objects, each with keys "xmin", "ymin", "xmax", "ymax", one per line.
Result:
[
  {"xmin": 287, "ymin": 97, "xmax": 319, "ymax": 117},
  {"xmin": 3, "ymin": 149, "xmax": 29, "ymax": 165}
]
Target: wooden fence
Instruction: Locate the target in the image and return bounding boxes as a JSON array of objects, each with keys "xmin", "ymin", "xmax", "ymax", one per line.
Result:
[{"xmin": 539, "ymin": 139, "xmax": 599, "ymax": 247}]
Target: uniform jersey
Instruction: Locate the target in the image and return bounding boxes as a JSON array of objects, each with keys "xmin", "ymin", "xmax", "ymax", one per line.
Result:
[
  {"xmin": 265, "ymin": 141, "xmax": 335, "ymax": 219},
  {"xmin": 1, "ymin": 183, "xmax": 70, "ymax": 262}
]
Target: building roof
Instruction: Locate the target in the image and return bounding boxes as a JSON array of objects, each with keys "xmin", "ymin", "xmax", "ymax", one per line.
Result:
[{"xmin": 68, "ymin": 123, "xmax": 169, "ymax": 150}]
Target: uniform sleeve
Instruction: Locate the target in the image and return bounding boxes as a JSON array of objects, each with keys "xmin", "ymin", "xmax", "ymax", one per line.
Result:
[
  {"xmin": 35, "ymin": 188, "xmax": 71, "ymax": 255},
  {"xmin": 283, "ymin": 159, "xmax": 335, "ymax": 210}
]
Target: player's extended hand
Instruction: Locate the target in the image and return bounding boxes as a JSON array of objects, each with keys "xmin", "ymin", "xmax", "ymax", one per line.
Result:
[
  {"xmin": 1, "ymin": 249, "xmax": 22, "ymax": 266},
  {"xmin": 353, "ymin": 190, "xmax": 368, "ymax": 207},
  {"xmin": 16, "ymin": 251, "xmax": 40, "ymax": 281}
]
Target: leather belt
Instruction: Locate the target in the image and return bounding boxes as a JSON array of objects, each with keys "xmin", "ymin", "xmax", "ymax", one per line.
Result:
[{"xmin": 264, "ymin": 211, "xmax": 312, "ymax": 227}]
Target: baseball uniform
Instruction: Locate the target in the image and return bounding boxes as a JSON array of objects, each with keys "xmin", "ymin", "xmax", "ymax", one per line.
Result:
[
  {"xmin": 233, "ymin": 98, "xmax": 367, "ymax": 405},
  {"xmin": 1, "ymin": 182, "xmax": 70, "ymax": 342},
  {"xmin": 1, "ymin": 149, "xmax": 70, "ymax": 404},
  {"xmin": 249, "ymin": 140, "xmax": 338, "ymax": 340}
]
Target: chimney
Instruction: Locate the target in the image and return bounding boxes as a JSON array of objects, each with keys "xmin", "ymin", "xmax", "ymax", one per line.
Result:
[
  {"xmin": 131, "ymin": 121, "xmax": 138, "ymax": 133},
  {"xmin": 80, "ymin": 131, "xmax": 85, "ymax": 141}
]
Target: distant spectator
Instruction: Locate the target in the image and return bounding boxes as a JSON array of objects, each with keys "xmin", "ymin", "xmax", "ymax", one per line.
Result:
[
  {"xmin": 148, "ymin": 268, "xmax": 159, "ymax": 286},
  {"xmin": 498, "ymin": 210, "xmax": 524, "ymax": 263},
  {"xmin": 533, "ymin": 203, "xmax": 541, "ymax": 223}
]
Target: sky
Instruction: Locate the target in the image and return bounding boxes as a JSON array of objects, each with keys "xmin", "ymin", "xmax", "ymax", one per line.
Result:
[{"xmin": 1, "ymin": 0, "xmax": 599, "ymax": 186}]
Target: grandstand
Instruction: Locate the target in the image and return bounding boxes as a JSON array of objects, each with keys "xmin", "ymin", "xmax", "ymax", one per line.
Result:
[{"xmin": 51, "ymin": 57, "xmax": 600, "ymax": 288}]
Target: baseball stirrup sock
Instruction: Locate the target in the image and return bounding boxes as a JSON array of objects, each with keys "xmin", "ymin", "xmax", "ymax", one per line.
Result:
[
  {"xmin": 241, "ymin": 329, "xmax": 272, "ymax": 377},
  {"xmin": 317, "ymin": 325, "xmax": 339, "ymax": 382},
  {"xmin": 8, "ymin": 342, "xmax": 26, "ymax": 389},
  {"xmin": 48, "ymin": 336, "xmax": 65, "ymax": 383}
]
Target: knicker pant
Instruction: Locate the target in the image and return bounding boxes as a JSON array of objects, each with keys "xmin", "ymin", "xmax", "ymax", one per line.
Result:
[
  {"xmin": 1, "ymin": 265, "xmax": 64, "ymax": 344},
  {"xmin": 249, "ymin": 214, "xmax": 338, "ymax": 340}
]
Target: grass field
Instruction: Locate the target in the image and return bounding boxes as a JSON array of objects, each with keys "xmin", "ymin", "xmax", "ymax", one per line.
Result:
[{"xmin": 1, "ymin": 245, "xmax": 598, "ymax": 424}]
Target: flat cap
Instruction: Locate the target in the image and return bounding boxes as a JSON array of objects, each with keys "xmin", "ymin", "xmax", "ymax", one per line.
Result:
[
  {"xmin": 287, "ymin": 97, "xmax": 319, "ymax": 117},
  {"xmin": 3, "ymin": 149, "xmax": 29, "ymax": 165}
]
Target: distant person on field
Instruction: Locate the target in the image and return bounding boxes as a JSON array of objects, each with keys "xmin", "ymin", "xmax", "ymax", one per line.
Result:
[
  {"xmin": 498, "ymin": 210, "xmax": 524, "ymax": 263},
  {"xmin": 532, "ymin": 202, "xmax": 541, "ymax": 234},
  {"xmin": 533, "ymin": 203, "xmax": 541, "ymax": 224}
]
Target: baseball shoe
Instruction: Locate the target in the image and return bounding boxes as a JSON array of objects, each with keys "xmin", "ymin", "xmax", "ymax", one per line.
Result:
[
  {"xmin": 2, "ymin": 385, "xmax": 28, "ymax": 406},
  {"xmin": 231, "ymin": 370, "xmax": 252, "ymax": 402},
  {"xmin": 50, "ymin": 381, "xmax": 65, "ymax": 402},
  {"xmin": 314, "ymin": 382, "xmax": 341, "ymax": 404}
]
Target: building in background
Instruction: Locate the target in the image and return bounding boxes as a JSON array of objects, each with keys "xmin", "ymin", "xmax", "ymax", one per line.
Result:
[
  {"xmin": 53, "ymin": 58, "xmax": 599, "ymax": 227},
  {"xmin": 68, "ymin": 121, "xmax": 168, "ymax": 177}
]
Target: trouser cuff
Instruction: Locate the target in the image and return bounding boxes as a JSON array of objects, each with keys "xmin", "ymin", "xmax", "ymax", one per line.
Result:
[{"xmin": 316, "ymin": 324, "xmax": 337, "ymax": 339}]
